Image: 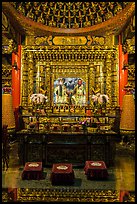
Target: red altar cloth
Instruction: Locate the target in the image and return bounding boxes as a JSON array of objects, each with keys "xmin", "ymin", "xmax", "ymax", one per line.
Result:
[
  {"xmin": 84, "ymin": 161, "xmax": 108, "ymax": 180},
  {"xmin": 22, "ymin": 162, "xmax": 43, "ymax": 180},
  {"xmin": 50, "ymin": 163, "xmax": 75, "ymax": 185}
]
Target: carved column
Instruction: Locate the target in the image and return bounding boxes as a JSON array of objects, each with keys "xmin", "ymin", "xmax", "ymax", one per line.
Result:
[
  {"xmin": 27, "ymin": 51, "xmax": 34, "ymax": 105},
  {"xmin": 96, "ymin": 65, "xmax": 100, "ymax": 86},
  {"xmin": 89, "ymin": 64, "xmax": 94, "ymax": 107},
  {"xmin": 21, "ymin": 50, "xmax": 28, "ymax": 107},
  {"xmin": 45, "ymin": 64, "xmax": 51, "ymax": 107},
  {"xmin": 111, "ymin": 50, "xmax": 119, "ymax": 107},
  {"xmin": 105, "ymin": 52, "xmax": 112, "ymax": 108}
]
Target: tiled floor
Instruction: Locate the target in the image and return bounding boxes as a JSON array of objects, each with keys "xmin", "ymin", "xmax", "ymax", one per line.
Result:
[{"xmin": 2, "ymin": 142, "xmax": 135, "ymax": 191}]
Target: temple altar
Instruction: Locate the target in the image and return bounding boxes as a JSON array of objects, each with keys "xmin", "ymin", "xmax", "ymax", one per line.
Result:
[
  {"xmin": 2, "ymin": 2, "xmax": 135, "ymax": 202},
  {"xmin": 17, "ymin": 129, "xmax": 117, "ymax": 167}
]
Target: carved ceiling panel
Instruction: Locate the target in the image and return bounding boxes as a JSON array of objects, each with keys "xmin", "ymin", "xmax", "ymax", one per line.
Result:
[
  {"xmin": 2, "ymin": 2, "xmax": 135, "ymax": 36},
  {"xmin": 11, "ymin": 2, "xmax": 129, "ymax": 29}
]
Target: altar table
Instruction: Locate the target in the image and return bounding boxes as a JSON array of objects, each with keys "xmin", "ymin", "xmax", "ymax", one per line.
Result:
[
  {"xmin": 84, "ymin": 161, "xmax": 108, "ymax": 180},
  {"xmin": 50, "ymin": 163, "xmax": 75, "ymax": 185},
  {"xmin": 22, "ymin": 162, "xmax": 43, "ymax": 180}
]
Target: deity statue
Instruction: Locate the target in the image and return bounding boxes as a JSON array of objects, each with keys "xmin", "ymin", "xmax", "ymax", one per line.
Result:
[
  {"xmin": 72, "ymin": 79, "xmax": 86, "ymax": 105},
  {"xmin": 54, "ymin": 78, "xmax": 67, "ymax": 104}
]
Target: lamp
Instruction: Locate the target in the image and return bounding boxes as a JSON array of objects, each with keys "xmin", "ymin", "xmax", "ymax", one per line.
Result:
[
  {"xmin": 12, "ymin": 60, "xmax": 18, "ymax": 70},
  {"xmin": 120, "ymin": 84, "xmax": 135, "ymax": 144},
  {"xmin": 2, "ymin": 86, "xmax": 15, "ymax": 130}
]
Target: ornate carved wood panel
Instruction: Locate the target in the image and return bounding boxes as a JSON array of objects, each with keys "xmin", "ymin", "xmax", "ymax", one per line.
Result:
[
  {"xmin": 26, "ymin": 143, "xmax": 43, "ymax": 163},
  {"xmin": 21, "ymin": 38, "xmax": 119, "ymax": 112},
  {"xmin": 90, "ymin": 145, "xmax": 105, "ymax": 161},
  {"xmin": 46, "ymin": 144, "xmax": 87, "ymax": 166},
  {"xmin": 17, "ymin": 132, "xmax": 117, "ymax": 167}
]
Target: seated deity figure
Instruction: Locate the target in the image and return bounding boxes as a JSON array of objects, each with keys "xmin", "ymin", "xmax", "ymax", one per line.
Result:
[
  {"xmin": 54, "ymin": 78, "xmax": 67, "ymax": 104},
  {"xmin": 72, "ymin": 79, "xmax": 86, "ymax": 105}
]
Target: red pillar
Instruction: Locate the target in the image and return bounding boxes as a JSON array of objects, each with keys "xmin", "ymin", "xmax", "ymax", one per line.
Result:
[
  {"xmin": 17, "ymin": 44, "xmax": 21, "ymax": 105},
  {"xmin": 12, "ymin": 45, "xmax": 21, "ymax": 110},
  {"xmin": 118, "ymin": 35, "xmax": 128, "ymax": 109},
  {"xmin": 123, "ymin": 52, "xmax": 128, "ymax": 87},
  {"xmin": 119, "ymin": 35, "xmax": 124, "ymax": 108}
]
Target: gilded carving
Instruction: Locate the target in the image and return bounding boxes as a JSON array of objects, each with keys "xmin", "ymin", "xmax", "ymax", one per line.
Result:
[
  {"xmin": 21, "ymin": 44, "xmax": 119, "ymax": 113},
  {"xmin": 27, "ymin": 52, "xmax": 34, "ymax": 105},
  {"xmin": 128, "ymin": 65, "xmax": 135, "ymax": 78},
  {"xmin": 45, "ymin": 65, "xmax": 51, "ymax": 107},
  {"xmin": 12, "ymin": 2, "xmax": 130, "ymax": 29},
  {"xmin": 2, "ymin": 64, "xmax": 12, "ymax": 87},
  {"xmin": 53, "ymin": 36, "xmax": 87, "ymax": 46},
  {"xmin": 2, "ymin": 64, "xmax": 12, "ymax": 77},
  {"xmin": 92, "ymin": 37, "xmax": 105, "ymax": 46},
  {"xmin": 2, "ymin": 38, "xmax": 16, "ymax": 54},
  {"xmin": 105, "ymin": 54, "xmax": 113, "ymax": 108},
  {"xmin": 33, "ymin": 36, "xmax": 53, "ymax": 46},
  {"xmin": 128, "ymin": 64, "xmax": 135, "ymax": 89},
  {"xmin": 126, "ymin": 37, "xmax": 135, "ymax": 54},
  {"xmin": 3, "ymin": 2, "xmax": 134, "ymax": 37},
  {"xmin": 35, "ymin": 37, "xmax": 48, "ymax": 45}
]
